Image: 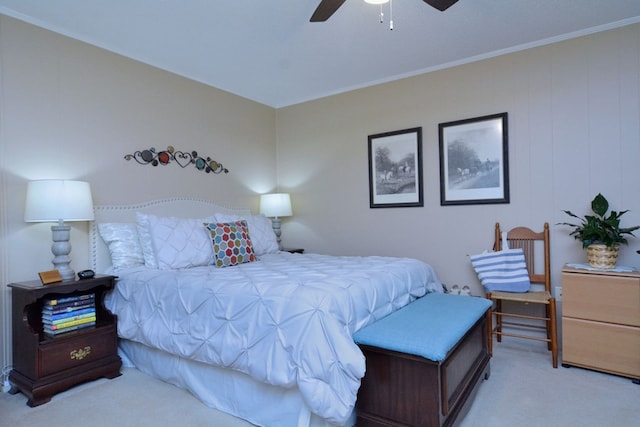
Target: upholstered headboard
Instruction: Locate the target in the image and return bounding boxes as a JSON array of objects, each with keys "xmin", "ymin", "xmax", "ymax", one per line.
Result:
[{"xmin": 90, "ymin": 198, "xmax": 251, "ymax": 273}]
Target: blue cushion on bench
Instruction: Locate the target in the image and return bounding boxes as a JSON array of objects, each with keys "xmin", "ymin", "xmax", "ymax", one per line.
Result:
[{"xmin": 353, "ymin": 293, "xmax": 492, "ymax": 362}]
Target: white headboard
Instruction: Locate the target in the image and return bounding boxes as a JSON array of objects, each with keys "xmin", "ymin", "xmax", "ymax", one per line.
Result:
[{"xmin": 90, "ymin": 198, "xmax": 252, "ymax": 273}]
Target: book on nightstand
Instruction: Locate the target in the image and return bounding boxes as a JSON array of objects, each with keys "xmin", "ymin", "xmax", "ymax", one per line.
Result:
[
  {"xmin": 43, "ymin": 321, "xmax": 97, "ymax": 336},
  {"xmin": 43, "ymin": 311, "xmax": 96, "ymax": 325},
  {"xmin": 42, "ymin": 293, "xmax": 97, "ymax": 336},
  {"xmin": 43, "ymin": 316, "xmax": 96, "ymax": 334},
  {"xmin": 42, "ymin": 306, "xmax": 96, "ymax": 321},
  {"xmin": 44, "ymin": 293, "xmax": 95, "ymax": 306}
]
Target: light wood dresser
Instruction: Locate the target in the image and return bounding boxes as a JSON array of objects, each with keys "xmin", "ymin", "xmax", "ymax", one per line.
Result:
[{"xmin": 561, "ymin": 265, "xmax": 640, "ymax": 383}]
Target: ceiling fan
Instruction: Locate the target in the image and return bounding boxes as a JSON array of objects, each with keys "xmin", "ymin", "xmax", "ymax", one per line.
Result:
[{"xmin": 310, "ymin": 0, "xmax": 459, "ymax": 22}]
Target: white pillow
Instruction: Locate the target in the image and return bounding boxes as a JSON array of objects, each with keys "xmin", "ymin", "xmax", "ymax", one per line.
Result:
[
  {"xmin": 136, "ymin": 212, "xmax": 159, "ymax": 269},
  {"xmin": 137, "ymin": 212, "xmax": 217, "ymax": 270},
  {"xmin": 215, "ymin": 214, "xmax": 279, "ymax": 256},
  {"xmin": 98, "ymin": 223, "xmax": 145, "ymax": 270}
]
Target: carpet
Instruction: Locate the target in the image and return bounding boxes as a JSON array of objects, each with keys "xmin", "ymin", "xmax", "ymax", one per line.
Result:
[{"xmin": 1, "ymin": 339, "xmax": 638, "ymax": 427}]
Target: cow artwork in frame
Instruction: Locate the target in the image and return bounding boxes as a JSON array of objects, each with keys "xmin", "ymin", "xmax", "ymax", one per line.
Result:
[
  {"xmin": 439, "ymin": 113, "xmax": 509, "ymax": 206},
  {"xmin": 368, "ymin": 127, "xmax": 423, "ymax": 208}
]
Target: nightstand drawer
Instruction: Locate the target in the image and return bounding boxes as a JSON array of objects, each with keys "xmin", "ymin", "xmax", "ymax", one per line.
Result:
[
  {"xmin": 563, "ymin": 272, "xmax": 640, "ymax": 326},
  {"xmin": 563, "ymin": 318, "xmax": 640, "ymax": 378},
  {"xmin": 38, "ymin": 325, "xmax": 117, "ymax": 377}
]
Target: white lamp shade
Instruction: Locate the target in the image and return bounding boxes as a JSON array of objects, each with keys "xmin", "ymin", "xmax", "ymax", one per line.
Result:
[
  {"xmin": 24, "ymin": 180, "xmax": 95, "ymax": 223},
  {"xmin": 365, "ymin": 0, "xmax": 389, "ymax": 4},
  {"xmin": 260, "ymin": 193, "xmax": 292, "ymax": 218}
]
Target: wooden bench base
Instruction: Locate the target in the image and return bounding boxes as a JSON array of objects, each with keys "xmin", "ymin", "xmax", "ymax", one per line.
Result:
[{"xmin": 356, "ymin": 315, "xmax": 490, "ymax": 427}]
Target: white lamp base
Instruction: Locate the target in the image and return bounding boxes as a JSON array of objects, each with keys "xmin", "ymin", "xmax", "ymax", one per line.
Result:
[
  {"xmin": 271, "ymin": 217, "xmax": 283, "ymax": 251},
  {"xmin": 51, "ymin": 224, "xmax": 75, "ymax": 281}
]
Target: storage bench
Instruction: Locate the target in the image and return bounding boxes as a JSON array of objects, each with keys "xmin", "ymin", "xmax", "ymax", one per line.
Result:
[{"xmin": 353, "ymin": 293, "xmax": 492, "ymax": 427}]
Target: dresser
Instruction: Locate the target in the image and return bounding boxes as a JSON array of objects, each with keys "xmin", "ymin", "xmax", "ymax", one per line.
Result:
[{"xmin": 561, "ymin": 266, "xmax": 640, "ymax": 383}]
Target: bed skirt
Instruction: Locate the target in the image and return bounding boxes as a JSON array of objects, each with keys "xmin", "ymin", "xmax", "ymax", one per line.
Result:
[{"xmin": 118, "ymin": 339, "xmax": 356, "ymax": 427}]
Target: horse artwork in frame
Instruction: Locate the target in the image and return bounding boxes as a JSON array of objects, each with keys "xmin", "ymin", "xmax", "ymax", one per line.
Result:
[
  {"xmin": 368, "ymin": 127, "xmax": 423, "ymax": 209},
  {"xmin": 438, "ymin": 113, "xmax": 510, "ymax": 206}
]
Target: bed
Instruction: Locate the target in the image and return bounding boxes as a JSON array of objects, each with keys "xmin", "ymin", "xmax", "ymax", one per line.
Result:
[{"xmin": 89, "ymin": 198, "xmax": 444, "ymax": 427}]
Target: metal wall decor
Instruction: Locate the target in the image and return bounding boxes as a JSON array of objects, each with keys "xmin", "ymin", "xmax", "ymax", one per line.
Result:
[{"xmin": 124, "ymin": 146, "xmax": 229, "ymax": 174}]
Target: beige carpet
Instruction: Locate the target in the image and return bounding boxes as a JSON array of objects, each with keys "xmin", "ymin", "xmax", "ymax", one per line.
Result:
[{"xmin": 1, "ymin": 339, "xmax": 639, "ymax": 427}]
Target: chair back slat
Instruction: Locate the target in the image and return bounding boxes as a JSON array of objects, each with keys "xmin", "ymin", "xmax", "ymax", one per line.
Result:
[{"xmin": 494, "ymin": 222, "xmax": 551, "ymax": 292}]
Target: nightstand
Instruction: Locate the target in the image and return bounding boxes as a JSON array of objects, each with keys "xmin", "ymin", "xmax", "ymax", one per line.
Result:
[
  {"xmin": 284, "ymin": 248, "xmax": 304, "ymax": 254},
  {"xmin": 561, "ymin": 266, "xmax": 640, "ymax": 383},
  {"xmin": 8, "ymin": 275, "xmax": 122, "ymax": 406}
]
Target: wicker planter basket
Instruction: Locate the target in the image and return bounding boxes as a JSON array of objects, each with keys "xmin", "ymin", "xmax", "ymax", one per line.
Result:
[{"xmin": 586, "ymin": 244, "xmax": 619, "ymax": 269}]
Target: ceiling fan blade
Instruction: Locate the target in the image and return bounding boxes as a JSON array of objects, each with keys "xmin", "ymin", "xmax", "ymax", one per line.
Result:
[
  {"xmin": 310, "ymin": 0, "xmax": 347, "ymax": 22},
  {"xmin": 423, "ymin": 0, "xmax": 459, "ymax": 12}
]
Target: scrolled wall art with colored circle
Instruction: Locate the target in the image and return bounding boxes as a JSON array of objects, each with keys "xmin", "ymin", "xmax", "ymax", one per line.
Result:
[{"xmin": 124, "ymin": 146, "xmax": 229, "ymax": 175}]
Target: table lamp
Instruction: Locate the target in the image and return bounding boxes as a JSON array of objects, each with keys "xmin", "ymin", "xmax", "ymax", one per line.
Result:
[
  {"xmin": 260, "ymin": 193, "xmax": 292, "ymax": 250},
  {"xmin": 24, "ymin": 180, "xmax": 95, "ymax": 281}
]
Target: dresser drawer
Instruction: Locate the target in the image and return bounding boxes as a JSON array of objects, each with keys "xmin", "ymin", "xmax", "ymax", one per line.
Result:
[
  {"xmin": 38, "ymin": 325, "xmax": 117, "ymax": 377},
  {"xmin": 563, "ymin": 318, "xmax": 640, "ymax": 378},
  {"xmin": 563, "ymin": 272, "xmax": 640, "ymax": 326}
]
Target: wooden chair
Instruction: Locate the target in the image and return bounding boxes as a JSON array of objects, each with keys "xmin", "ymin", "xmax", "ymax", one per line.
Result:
[{"xmin": 486, "ymin": 222, "xmax": 558, "ymax": 368}]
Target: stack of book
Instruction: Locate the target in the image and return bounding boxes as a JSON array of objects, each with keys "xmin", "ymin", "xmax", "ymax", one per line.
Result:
[{"xmin": 42, "ymin": 294, "xmax": 96, "ymax": 336}]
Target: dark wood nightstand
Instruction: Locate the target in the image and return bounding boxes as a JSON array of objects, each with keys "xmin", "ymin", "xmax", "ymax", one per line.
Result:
[
  {"xmin": 284, "ymin": 248, "xmax": 304, "ymax": 254},
  {"xmin": 8, "ymin": 275, "xmax": 122, "ymax": 406}
]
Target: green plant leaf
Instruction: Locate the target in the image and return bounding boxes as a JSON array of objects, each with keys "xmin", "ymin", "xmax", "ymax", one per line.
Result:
[
  {"xmin": 558, "ymin": 193, "xmax": 639, "ymax": 247},
  {"xmin": 591, "ymin": 193, "xmax": 608, "ymax": 217}
]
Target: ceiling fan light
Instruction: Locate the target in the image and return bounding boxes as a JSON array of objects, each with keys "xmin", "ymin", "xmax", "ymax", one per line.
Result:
[{"xmin": 364, "ymin": 0, "xmax": 389, "ymax": 4}]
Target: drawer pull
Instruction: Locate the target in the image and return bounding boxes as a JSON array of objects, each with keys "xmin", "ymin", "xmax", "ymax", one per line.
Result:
[{"xmin": 70, "ymin": 346, "xmax": 91, "ymax": 360}]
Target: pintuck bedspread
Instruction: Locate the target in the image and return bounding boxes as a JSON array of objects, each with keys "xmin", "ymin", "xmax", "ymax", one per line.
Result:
[{"xmin": 105, "ymin": 252, "xmax": 443, "ymax": 425}]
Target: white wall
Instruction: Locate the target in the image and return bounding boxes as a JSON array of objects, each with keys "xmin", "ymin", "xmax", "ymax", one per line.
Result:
[
  {"xmin": 0, "ymin": 16, "xmax": 277, "ymax": 371},
  {"xmin": 2, "ymin": 15, "xmax": 640, "ymax": 374},
  {"xmin": 276, "ymin": 23, "xmax": 640, "ymax": 295}
]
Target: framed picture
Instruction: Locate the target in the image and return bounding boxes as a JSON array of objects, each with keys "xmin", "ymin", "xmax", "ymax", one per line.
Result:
[
  {"xmin": 438, "ymin": 113, "xmax": 509, "ymax": 206},
  {"xmin": 368, "ymin": 127, "xmax": 423, "ymax": 208}
]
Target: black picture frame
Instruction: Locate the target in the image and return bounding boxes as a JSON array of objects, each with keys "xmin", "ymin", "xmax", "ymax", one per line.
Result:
[
  {"xmin": 438, "ymin": 113, "xmax": 509, "ymax": 206},
  {"xmin": 368, "ymin": 127, "xmax": 423, "ymax": 208}
]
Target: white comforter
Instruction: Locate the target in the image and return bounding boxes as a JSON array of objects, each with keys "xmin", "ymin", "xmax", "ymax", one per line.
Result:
[{"xmin": 105, "ymin": 252, "xmax": 443, "ymax": 425}]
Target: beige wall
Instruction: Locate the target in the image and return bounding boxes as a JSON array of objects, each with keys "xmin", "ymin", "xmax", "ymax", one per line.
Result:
[
  {"xmin": 1, "ymin": 15, "xmax": 640, "ymax": 372},
  {"xmin": 276, "ymin": 23, "xmax": 640, "ymax": 294},
  {"xmin": 0, "ymin": 16, "xmax": 276, "ymax": 369}
]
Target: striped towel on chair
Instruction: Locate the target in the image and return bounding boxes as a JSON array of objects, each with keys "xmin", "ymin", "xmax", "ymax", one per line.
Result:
[{"xmin": 469, "ymin": 248, "xmax": 531, "ymax": 293}]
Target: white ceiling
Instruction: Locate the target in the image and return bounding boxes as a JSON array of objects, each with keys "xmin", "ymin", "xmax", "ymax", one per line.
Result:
[{"xmin": 1, "ymin": 0, "xmax": 640, "ymax": 108}]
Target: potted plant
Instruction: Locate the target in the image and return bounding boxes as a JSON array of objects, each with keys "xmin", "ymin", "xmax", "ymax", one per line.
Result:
[{"xmin": 559, "ymin": 193, "xmax": 639, "ymax": 268}]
